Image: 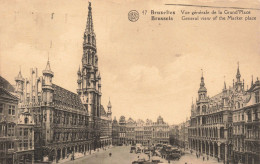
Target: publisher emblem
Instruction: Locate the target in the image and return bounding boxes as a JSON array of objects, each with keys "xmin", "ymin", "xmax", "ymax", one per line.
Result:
[{"xmin": 128, "ymin": 10, "xmax": 139, "ymax": 22}]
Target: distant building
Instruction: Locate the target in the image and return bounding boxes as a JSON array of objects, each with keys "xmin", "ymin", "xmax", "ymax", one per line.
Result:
[
  {"xmin": 169, "ymin": 125, "xmax": 179, "ymax": 146},
  {"xmin": 144, "ymin": 119, "xmax": 153, "ymax": 146},
  {"xmin": 126, "ymin": 118, "xmax": 136, "ymax": 145},
  {"xmin": 135, "ymin": 119, "xmax": 145, "ymax": 145},
  {"xmin": 118, "ymin": 116, "xmax": 126, "ymax": 145},
  {"xmin": 112, "ymin": 117, "xmax": 119, "ymax": 145},
  {"xmin": 152, "ymin": 116, "xmax": 169, "ymax": 145},
  {"xmin": 174, "ymin": 120, "xmax": 190, "ymax": 150},
  {"xmin": 112, "ymin": 116, "xmax": 170, "ymax": 146},
  {"xmin": 100, "ymin": 100, "xmax": 112, "ymax": 148}
]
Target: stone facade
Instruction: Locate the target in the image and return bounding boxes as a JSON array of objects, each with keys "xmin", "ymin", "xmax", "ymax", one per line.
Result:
[
  {"xmin": 0, "ymin": 76, "xmax": 35, "ymax": 164},
  {"xmin": 118, "ymin": 116, "xmax": 126, "ymax": 145},
  {"xmin": 4, "ymin": 2, "xmax": 112, "ymax": 163},
  {"xmin": 188, "ymin": 65, "xmax": 260, "ymax": 164},
  {"xmin": 112, "ymin": 117, "xmax": 119, "ymax": 146},
  {"xmin": 151, "ymin": 116, "xmax": 170, "ymax": 145},
  {"xmin": 135, "ymin": 119, "xmax": 145, "ymax": 145},
  {"xmin": 112, "ymin": 116, "xmax": 170, "ymax": 146},
  {"xmin": 100, "ymin": 101, "xmax": 112, "ymax": 148},
  {"xmin": 126, "ymin": 118, "xmax": 136, "ymax": 145}
]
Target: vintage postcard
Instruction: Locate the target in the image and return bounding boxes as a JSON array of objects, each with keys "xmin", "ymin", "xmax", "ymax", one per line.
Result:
[{"xmin": 0, "ymin": 0, "xmax": 259, "ymax": 164}]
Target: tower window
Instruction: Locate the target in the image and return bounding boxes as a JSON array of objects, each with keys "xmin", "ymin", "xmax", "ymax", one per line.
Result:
[
  {"xmin": 197, "ymin": 106, "xmax": 200, "ymax": 114},
  {"xmin": 25, "ymin": 118, "xmax": 29, "ymax": 124},
  {"xmin": 88, "ymin": 35, "xmax": 90, "ymax": 43},
  {"xmin": 202, "ymin": 105, "xmax": 206, "ymax": 113},
  {"xmin": 0, "ymin": 103, "xmax": 3, "ymax": 113},
  {"xmin": 255, "ymin": 91, "xmax": 259, "ymax": 103},
  {"xmin": 92, "ymin": 36, "xmax": 95, "ymax": 45}
]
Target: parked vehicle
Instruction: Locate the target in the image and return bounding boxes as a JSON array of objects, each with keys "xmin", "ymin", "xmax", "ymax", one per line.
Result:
[
  {"xmin": 166, "ymin": 153, "xmax": 181, "ymax": 160},
  {"xmin": 132, "ymin": 158, "xmax": 146, "ymax": 164},
  {"xmin": 130, "ymin": 146, "xmax": 136, "ymax": 153},
  {"xmin": 132, "ymin": 158, "xmax": 162, "ymax": 164}
]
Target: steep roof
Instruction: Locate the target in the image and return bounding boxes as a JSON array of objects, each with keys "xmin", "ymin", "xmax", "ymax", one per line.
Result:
[
  {"xmin": 52, "ymin": 84, "xmax": 85, "ymax": 111},
  {"xmin": 0, "ymin": 87, "xmax": 18, "ymax": 101},
  {"xmin": 0, "ymin": 76, "xmax": 15, "ymax": 92}
]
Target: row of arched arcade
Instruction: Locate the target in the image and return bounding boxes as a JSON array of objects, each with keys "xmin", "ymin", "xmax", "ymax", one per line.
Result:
[
  {"xmin": 42, "ymin": 142, "xmax": 94, "ymax": 163},
  {"xmin": 189, "ymin": 138, "xmax": 232, "ymax": 163}
]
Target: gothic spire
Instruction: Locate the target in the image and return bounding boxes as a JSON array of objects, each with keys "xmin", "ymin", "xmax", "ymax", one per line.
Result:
[
  {"xmin": 43, "ymin": 56, "xmax": 54, "ymax": 77},
  {"xmin": 200, "ymin": 69, "xmax": 205, "ymax": 87},
  {"xmin": 17, "ymin": 66, "xmax": 23, "ymax": 78},
  {"xmin": 86, "ymin": 2, "xmax": 94, "ymax": 34},
  {"xmin": 198, "ymin": 69, "xmax": 207, "ymax": 93},
  {"xmin": 107, "ymin": 98, "xmax": 112, "ymax": 109},
  {"xmin": 15, "ymin": 66, "xmax": 24, "ymax": 82},
  {"xmin": 236, "ymin": 62, "xmax": 241, "ymax": 82},
  {"xmin": 45, "ymin": 57, "xmax": 52, "ymax": 71}
]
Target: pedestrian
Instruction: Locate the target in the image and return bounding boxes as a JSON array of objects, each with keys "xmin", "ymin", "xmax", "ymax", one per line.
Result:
[
  {"xmin": 203, "ymin": 156, "xmax": 205, "ymax": 161},
  {"xmin": 168, "ymin": 160, "xmax": 170, "ymax": 163}
]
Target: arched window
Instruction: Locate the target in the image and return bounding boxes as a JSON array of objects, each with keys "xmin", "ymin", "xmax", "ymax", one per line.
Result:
[
  {"xmin": 202, "ymin": 105, "xmax": 206, "ymax": 113},
  {"xmin": 88, "ymin": 52, "xmax": 91, "ymax": 64},
  {"xmin": 25, "ymin": 117, "xmax": 28, "ymax": 124},
  {"xmin": 197, "ymin": 106, "xmax": 200, "ymax": 114},
  {"xmin": 87, "ymin": 34, "xmax": 90, "ymax": 43},
  {"xmin": 92, "ymin": 36, "xmax": 95, "ymax": 45}
]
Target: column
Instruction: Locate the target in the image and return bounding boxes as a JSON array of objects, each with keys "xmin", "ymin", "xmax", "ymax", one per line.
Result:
[
  {"xmin": 225, "ymin": 144, "xmax": 228, "ymax": 163},
  {"xmin": 61, "ymin": 149, "xmax": 63, "ymax": 159},
  {"xmin": 32, "ymin": 153, "xmax": 34, "ymax": 164},
  {"xmin": 213, "ymin": 143, "xmax": 215, "ymax": 157},
  {"xmin": 218, "ymin": 145, "xmax": 221, "ymax": 160},
  {"xmin": 201, "ymin": 141, "xmax": 203, "ymax": 154},
  {"xmin": 218, "ymin": 128, "xmax": 220, "ymax": 139},
  {"xmin": 65, "ymin": 148, "xmax": 67, "ymax": 159},
  {"xmin": 209, "ymin": 142, "xmax": 211, "ymax": 156},
  {"xmin": 54, "ymin": 149, "xmax": 57, "ymax": 163},
  {"xmin": 196, "ymin": 140, "xmax": 198, "ymax": 152}
]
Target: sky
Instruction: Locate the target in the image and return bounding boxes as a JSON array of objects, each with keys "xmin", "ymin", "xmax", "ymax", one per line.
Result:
[{"xmin": 1, "ymin": 0, "xmax": 260, "ymax": 125}]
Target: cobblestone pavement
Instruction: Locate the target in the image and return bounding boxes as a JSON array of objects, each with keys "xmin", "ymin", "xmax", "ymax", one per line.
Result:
[
  {"xmin": 63, "ymin": 145, "xmax": 146, "ymax": 164},
  {"xmin": 171, "ymin": 153, "xmax": 221, "ymax": 164},
  {"xmin": 63, "ymin": 146, "xmax": 222, "ymax": 164}
]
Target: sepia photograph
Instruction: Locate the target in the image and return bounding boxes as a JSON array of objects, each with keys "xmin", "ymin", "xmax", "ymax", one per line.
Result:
[{"xmin": 0, "ymin": 0, "xmax": 259, "ymax": 164}]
